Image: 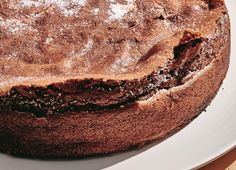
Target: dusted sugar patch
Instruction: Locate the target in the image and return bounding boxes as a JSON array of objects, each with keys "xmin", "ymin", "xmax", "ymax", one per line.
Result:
[
  {"xmin": 79, "ymin": 38, "xmax": 94, "ymax": 56},
  {"xmin": 17, "ymin": 0, "xmax": 87, "ymax": 16},
  {"xmin": 0, "ymin": 17, "xmax": 33, "ymax": 34},
  {"xmin": 108, "ymin": 0, "xmax": 137, "ymax": 21}
]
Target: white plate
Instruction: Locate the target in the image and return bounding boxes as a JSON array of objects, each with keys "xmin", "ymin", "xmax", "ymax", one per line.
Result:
[{"xmin": 0, "ymin": 1, "xmax": 235, "ymax": 170}]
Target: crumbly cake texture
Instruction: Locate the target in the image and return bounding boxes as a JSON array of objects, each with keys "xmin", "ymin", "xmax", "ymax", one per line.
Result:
[{"xmin": 0, "ymin": 0, "xmax": 230, "ymax": 157}]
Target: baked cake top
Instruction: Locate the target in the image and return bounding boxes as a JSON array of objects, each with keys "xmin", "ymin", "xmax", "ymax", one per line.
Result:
[
  {"xmin": 0, "ymin": 0, "xmax": 227, "ymax": 93},
  {"xmin": 0, "ymin": 0, "xmax": 229, "ymax": 116}
]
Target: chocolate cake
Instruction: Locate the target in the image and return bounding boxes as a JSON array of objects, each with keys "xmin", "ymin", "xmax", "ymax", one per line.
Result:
[{"xmin": 0, "ymin": 0, "xmax": 230, "ymax": 157}]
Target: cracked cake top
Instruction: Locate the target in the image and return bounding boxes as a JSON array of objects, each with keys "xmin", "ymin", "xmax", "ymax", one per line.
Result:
[{"xmin": 0, "ymin": 0, "xmax": 226, "ymax": 94}]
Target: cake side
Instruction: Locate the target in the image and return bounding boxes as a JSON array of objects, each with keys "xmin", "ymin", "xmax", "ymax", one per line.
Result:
[{"xmin": 0, "ymin": 31, "xmax": 230, "ymax": 157}]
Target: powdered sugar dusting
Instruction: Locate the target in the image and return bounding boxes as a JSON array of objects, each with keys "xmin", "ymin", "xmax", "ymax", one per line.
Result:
[
  {"xmin": 18, "ymin": 0, "xmax": 87, "ymax": 16},
  {"xmin": 0, "ymin": 17, "xmax": 32, "ymax": 34},
  {"xmin": 19, "ymin": 0, "xmax": 43, "ymax": 7},
  {"xmin": 63, "ymin": 38, "xmax": 94, "ymax": 70},
  {"xmin": 45, "ymin": 37, "xmax": 54, "ymax": 44},
  {"xmin": 111, "ymin": 43, "xmax": 136, "ymax": 73},
  {"xmin": 108, "ymin": 0, "xmax": 136, "ymax": 21},
  {"xmin": 112, "ymin": 55, "xmax": 134, "ymax": 73},
  {"xmin": 92, "ymin": 8, "xmax": 99, "ymax": 15},
  {"xmin": 80, "ymin": 38, "xmax": 94, "ymax": 56},
  {"xmin": 64, "ymin": 60, "xmax": 73, "ymax": 69}
]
